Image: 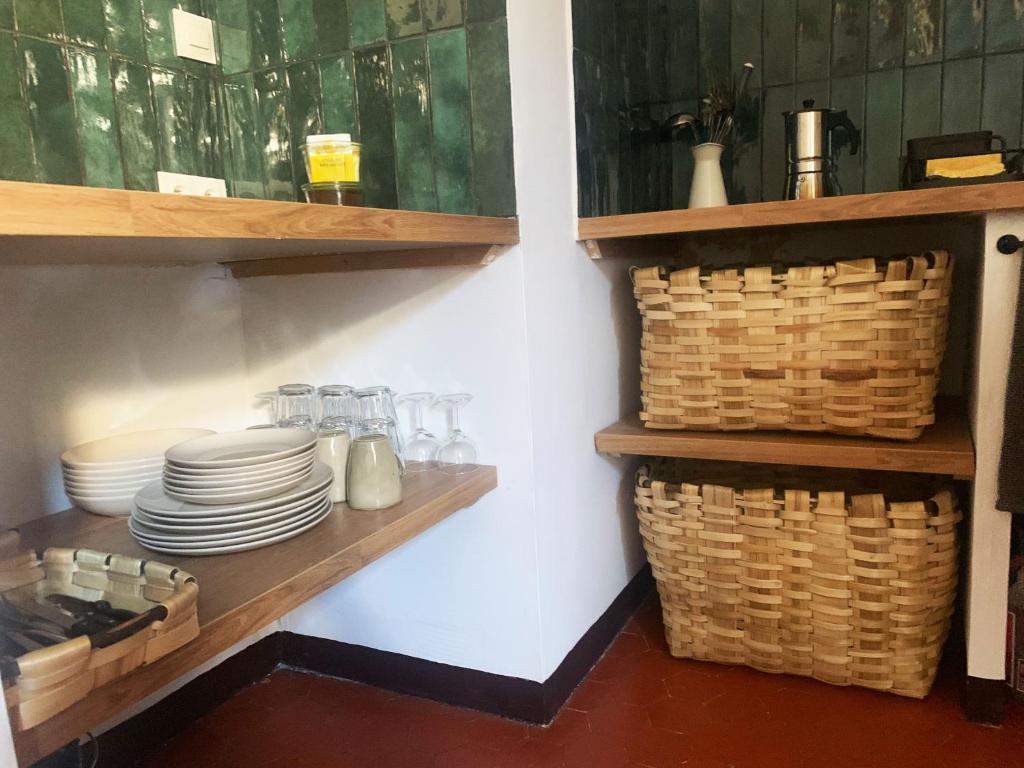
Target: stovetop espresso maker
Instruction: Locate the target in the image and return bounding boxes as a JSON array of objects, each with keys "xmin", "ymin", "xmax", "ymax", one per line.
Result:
[{"xmin": 783, "ymin": 99, "xmax": 861, "ymax": 200}]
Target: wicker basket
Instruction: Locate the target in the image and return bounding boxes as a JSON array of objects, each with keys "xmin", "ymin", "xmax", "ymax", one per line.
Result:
[
  {"xmin": 634, "ymin": 462, "xmax": 961, "ymax": 698},
  {"xmin": 632, "ymin": 251, "xmax": 953, "ymax": 439},
  {"xmin": 1, "ymin": 543, "xmax": 199, "ymax": 731}
]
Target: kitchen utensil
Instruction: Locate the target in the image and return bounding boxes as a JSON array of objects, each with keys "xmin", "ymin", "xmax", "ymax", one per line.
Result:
[
  {"xmin": 783, "ymin": 99, "xmax": 860, "ymax": 200},
  {"xmin": 46, "ymin": 595, "xmax": 137, "ymax": 624},
  {"xmin": 396, "ymin": 393, "xmax": 440, "ymax": 472},
  {"xmin": 434, "ymin": 394, "xmax": 478, "ymax": 475}
]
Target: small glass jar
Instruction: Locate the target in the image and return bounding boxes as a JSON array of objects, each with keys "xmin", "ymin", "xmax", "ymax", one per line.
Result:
[
  {"xmin": 347, "ymin": 433, "xmax": 402, "ymax": 511},
  {"xmin": 302, "ymin": 133, "xmax": 361, "ymax": 184},
  {"xmin": 302, "ymin": 182, "xmax": 364, "ymax": 206}
]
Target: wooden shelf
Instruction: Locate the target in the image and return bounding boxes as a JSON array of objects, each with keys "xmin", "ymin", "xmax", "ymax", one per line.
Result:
[
  {"xmin": 10, "ymin": 466, "xmax": 498, "ymax": 766},
  {"xmin": 594, "ymin": 403, "xmax": 974, "ymax": 478},
  {"xmin": 579, "ymin": 181, "xmax": 1024, "ymax": 258},
  {"xmin": 0, "ymin": 181, "xmax": 518, "ymax": 274}
]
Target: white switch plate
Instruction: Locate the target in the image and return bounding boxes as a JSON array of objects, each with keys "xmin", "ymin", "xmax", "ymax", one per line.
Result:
[
  {"xmin": 157, "ymin": 171, "xmax": 228, "ymax": 198},
  {"xmin": 171, "ymin": 8, "xmax": 218, "ymax": 65}
]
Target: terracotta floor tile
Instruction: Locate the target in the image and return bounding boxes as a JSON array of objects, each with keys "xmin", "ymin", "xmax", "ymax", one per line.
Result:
[{"xmin": 143, "ymin": 597, "xmax": 1022, "ymax": 768}]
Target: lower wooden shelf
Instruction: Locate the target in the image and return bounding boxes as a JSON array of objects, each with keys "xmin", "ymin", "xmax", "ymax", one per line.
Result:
[
  {"xmin": 10, "ymin": 466, "xmax": 498, "ymax": 766},
  {"xmin": 595, "ymin": 402, "xmax": 975, "ymax": 478}
]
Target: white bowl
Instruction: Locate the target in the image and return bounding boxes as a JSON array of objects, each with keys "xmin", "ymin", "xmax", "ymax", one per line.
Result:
[
  {"xmin": 63, "ymin": 462, "xmax": 164, "ymax": 480},
  {"xmin": 64, "ymin": 477, "xmax": 159, "ymax": 494},
  {"xmin": 165, "ymin": 429, "xmax": 315, "ymax": 469},
  {"xmin": 62, "ymin": 429, "xmax": 215, "ymax": 469}
]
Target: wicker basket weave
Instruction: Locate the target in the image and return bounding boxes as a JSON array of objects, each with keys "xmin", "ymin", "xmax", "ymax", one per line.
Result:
[
  {"xmin": 631, "ymin": 251, "xmax": 953, "ymax": 439},
  {"xmin": 2, "ymin": 544, "xmax": 199, "ymax": 731},
  {"xmin": 635, "ymin": 462, "xmax": 960, "ymax": 698}
]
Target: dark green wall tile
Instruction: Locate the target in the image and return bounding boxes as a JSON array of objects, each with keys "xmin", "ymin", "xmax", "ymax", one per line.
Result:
[
  {"xmin": 983, "ymin": 53, "xmax": 1024, "ymax": 146},
  {"xmin": 151, "ymin": 67, "xmax": 196, "ymax": 174},
  {"xmin": 730, "ymin": 93, "xmax": 760, "ymax": 203},
  {"xmin": 313, "ymin": 0, "xmax": 349, "ymax": 54},
  {"xmin": 280, "ymin": 0, "xmax": 316, "ymax": 61},
  {"xmin": 192, "ymin": 76, "xmax": 224, "ymax": 178},
  {"xmin": 215, "ymin": 0, "xmax": 253, "ymax": 74},
  {"xmin": 349, "ymin": 0, "xmax": 386, "ymax": 46},
  {"xmin": 868, "ymin": 0, "xmax": 903, "ymax": 69},
  {"xmin": 427, "ymin": 28, "xmax": 470, "ymax": 212},
  {"xmin": 905, "ymin": 0, "xmax": 942, "ymax": 64},
  {"xmin": 832, "ymin": 0, "xmax": 867, "ymax": 77},
  {"xmin": 103, "ymin": 0, "xmax": 146, "ymax": 59},
  {"xmin": 0, "ymin": 32, "xmax": 35, "ymax": 181},
  {"xmin": 831, "ymin": 75, "xmax": 864, "ymax": 193},
  {"xmin": 763, "ymin": 0, "xmax": 795, "ymax": 86},
  {"xmin": 797, "ymin": 79, "xmax": 829, "ymax": 109},
  {"xmin": 422, "ymin": 0, "xmax": 461, "ymax": 30},
  {"xmin": 319, "ymin": 52, "xmax": 358, "ymax": 135},
  {"xmin": 864, "ymin": 68, "xmax": 901, "ymax": 192},
  {"xmin": 468, "ymin": 19, "xmax": 513, "ymax": 216},
  {"xmin": 386, "ymin": 0, "xmax": 422, "ymax": 37},
  {"xmin": 143, "ymin": 0, "xmax": 204, "ymax": 69},
  {"xmin": 762, "ymin": 84, "xmax": 794, "ymax": 200},
  {"xmin": 111, "ymin": 57, "xmax": 157, "ymax": 189},
  {"xmin": 22, "ymin": 38, "xmax": 81, "ymax": 184},
  {"xmin": 668, "ymin": 0, "xmax": 699, "ymax": 98},
  {"xmin": 17, "ymin": 0, "xmax": 64, "ymax": 40},
  {"xmin": 944, "ymin": 0, "xmax": 983, "ymax": 58},
  {"xmin": 253, "ymin": 68, "xmax": 294, "ymax": 199},
  {"xmin": 466, "ymin": 0, "xmax": 503, "ymax": 22},
  {"xmin": 647, "ymin": 0, "xmax": 670, "ymax": 103},
  {"xmin": 353, "ymin": 45, "xmax": 397, "ymax": 207},
  {"xmin": 0, "ymin": 1, "xmax": 12, "ymax": 30},
  {"xmin": 796, "ymin": 0, "xmax": 830, "ymax": 81},
  {"xmin": 391, "ymin": 36, "xmax": 435, "ymax": 210},
  {"xmin": 63, "ymin": 0, "xmax": 107, "ymax": 48},
  {"xmin": 68, "ymin": 49, "xmax": 123, "ymax": 187},
  {"xmin": 285, "ymin": 60, "xmax": 322, "ymax": 191},
  {"xmin": 901, "ymin": 62, "xmax": 940, "ymax": 140},
  {"xmin": 730, "ymin": 0, "xmax": 761, "ymax": 88},
  {"xmin": 251, "ymin": 0, "xmax": 284, "ymax": 67},
  {"xmin": 223, "ymin": 73, "xmax": 265, "ymax": 196},
  {"xmin": 940, "ymin": 56, "xmax": 981, "ymax": 134},
  {"xmin": 987, "ymin": 0, "xmax": 1024, "ymax": 53},
  {"xmin": 698, "ymin": 0, "xmax": 730, "ymax": 89}
]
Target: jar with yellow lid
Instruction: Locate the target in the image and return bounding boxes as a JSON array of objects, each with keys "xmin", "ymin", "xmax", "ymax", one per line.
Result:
[{"xmin": 302, "ymin": 133, "xmax": 361, "ymax": 184}]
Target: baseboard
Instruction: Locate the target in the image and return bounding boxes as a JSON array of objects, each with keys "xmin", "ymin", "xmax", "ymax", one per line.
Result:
[
  {"xmin": 963, "ymin": 675, "xmax": 1007, "ymax": 725},
  {"xmin": 64, "ymin": 566, "xmax": 653, "ymax": 767}
]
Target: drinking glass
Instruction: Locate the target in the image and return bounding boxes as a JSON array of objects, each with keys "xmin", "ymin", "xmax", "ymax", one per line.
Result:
[
  {"xmin": 318, "ymin": 385, "xmax": 356, "ymax": 433},
  {"xmin": 276, "ymin": 383, "xmax": 316, "ymax": 431},
  {"xmin": 434, "ymin": 394, "xmax": 478, "ymax": 475},
  {"xmin": 396, "ymin": 393, "xmax": 440, "ymax": 472},
  {"xmin": 355, "ymin": 387, "xmax": 403, "ymax": 462}
]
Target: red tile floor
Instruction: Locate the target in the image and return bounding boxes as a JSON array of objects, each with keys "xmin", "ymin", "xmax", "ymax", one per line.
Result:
[{"xmin": 143, "ymin": 597, "xmax": 1024, "ymax": 768}]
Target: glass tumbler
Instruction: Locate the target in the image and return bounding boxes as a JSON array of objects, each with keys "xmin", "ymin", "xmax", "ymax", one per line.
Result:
[
  {"xmin": 355, "ymin": 387, "xmax": 404, "ymax": 462},
  {"xmin": 347, "ymin": 429, "xmax": 403, "ymax": 511},
  {"xmin": 276, "ymin": 383, "xmax": 316, "ymax": 431}
]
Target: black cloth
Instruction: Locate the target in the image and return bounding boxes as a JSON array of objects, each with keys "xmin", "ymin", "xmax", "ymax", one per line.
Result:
[{"xmin": 998, "ymin": 265, "xmax": 1024, "ymax": 514}]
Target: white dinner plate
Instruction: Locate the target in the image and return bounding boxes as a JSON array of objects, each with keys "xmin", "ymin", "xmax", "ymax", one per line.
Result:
[
  {"xmin": 162, "ymin": 447, "xmax": 316, "ymax": 477},
  {"xmin": 133, "ymin": 487, "xmax": 335, "ymax": 526},
  {"xmin": 132, "ymin": 493, "xmax": 329, "ymax": 533},
  {"xmin": 162, "ymin": 454, "xmax": 315, "ymax": 486},
  {"xmin": 62, "ymin": 429, "xmax": 215, "ymax": 469},
  {"xmin": 130, "ymin": 505, "xmax": 332, "ymax": 556},
  {"xmin": 164, "ymin": 429, "xmax": 316, "ymax": 469},
  {"xmin": 162, "ymin": 467, "xmax": 313, "ymax": 505},
  {"xmin": 134, "ymin": 462, "xmax": 332, "ymax": 517},
  {"xmin": 130, "ymin": 496, "xmax": 330, "ymax": 544}
]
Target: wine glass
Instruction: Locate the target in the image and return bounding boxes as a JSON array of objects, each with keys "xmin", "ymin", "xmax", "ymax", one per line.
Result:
[
  {"xmin": 396, "ymin": 393, "xmax": 440, "ymax": 472},
  {"xmin": 276, "ymin": 384, "xmax": 316, "ymax": 431},
  {"xmin": 434, "ymin": 394, "xmax": 478, "ymax": 475}
]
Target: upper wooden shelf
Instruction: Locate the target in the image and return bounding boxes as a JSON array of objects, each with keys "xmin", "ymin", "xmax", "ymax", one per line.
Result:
[
  {"xmin": 579, "ymin": 181, "xmax": 1024, "ymax": 257},
  {"xmin": 10, "ymin": 466, "xmax": 498, "ymax": 766},
  {"xmin": 0, "ymin": 181, "xmax": 519, "ymax": 275},
  {"xmin": 595, "ymin": 401, "xmax": 974, "ymax": 478}
]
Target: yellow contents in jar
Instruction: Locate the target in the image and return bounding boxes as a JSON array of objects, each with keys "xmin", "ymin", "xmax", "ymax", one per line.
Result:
[{"xmin": 303, "ymin": 134, "xmax": 361, "ymax": 184}]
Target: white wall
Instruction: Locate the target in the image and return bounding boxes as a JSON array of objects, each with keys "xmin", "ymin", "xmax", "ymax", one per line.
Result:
[{"xmin": 0, "ymin": 265, "xmax": 251, "ymax": 528}]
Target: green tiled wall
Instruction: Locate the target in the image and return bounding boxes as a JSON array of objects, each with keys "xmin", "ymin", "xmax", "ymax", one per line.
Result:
[
  {"xmin": 574, "ymin": 0, "xmax": 1024, "ymax": 216},
  {"xmin": 0, "ymin": 0, "xmax": 515, "ymax": 215}
]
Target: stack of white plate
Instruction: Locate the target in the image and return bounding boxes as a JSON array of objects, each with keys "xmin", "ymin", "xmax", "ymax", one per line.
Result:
[
  {"xmin": 62, "ymin": 429, "xmax": 215, "ymax": 516},
  {"xmin": 129, "ymin": 429, "xmax": 333, "ymax": 556}
]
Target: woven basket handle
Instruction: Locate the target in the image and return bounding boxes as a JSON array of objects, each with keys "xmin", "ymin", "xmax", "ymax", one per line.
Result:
[{"xmin": 90, "ymin": 605, "xmax": 168, "ymax": 650}]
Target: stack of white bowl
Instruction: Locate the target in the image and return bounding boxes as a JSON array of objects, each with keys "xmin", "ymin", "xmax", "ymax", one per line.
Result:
[
  {"xmin": 129, "ymin": 429, "xmax": 334, "ymax": 556},
  {"xmin": 61, "ymin": 429, "xmax": 215, "ymax": 516}
]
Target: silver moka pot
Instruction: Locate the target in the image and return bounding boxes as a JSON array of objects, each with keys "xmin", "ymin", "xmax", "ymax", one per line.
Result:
[{"xmin": 783, "ymin": 99, "xmax": 861, "ymax": 200}]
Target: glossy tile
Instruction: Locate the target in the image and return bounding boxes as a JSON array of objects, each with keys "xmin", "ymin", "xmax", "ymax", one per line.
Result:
[
  {"xmin": 285, "ymin": 60, "xmax": 323, "ymax": 193},
  {"xmin": 864, "ymin": 68, "xmax": 901, "ymax": 192},
  {"xmin": 319, "ymin": 52, "xmax": 358, "ymax": 135},
  {"xmin": 280, "ymin": 0, "xmax": 315, "ymax": 61},
  {"xmin": 223, "ymin": 73, "xmax": 266, "ymax": 197},
  {"xmin": 468, "ymin": 18, "xmax": 514, "ymax": 216},
  {"xmin": 944, "ymin": 0, "xmax": 984, "ymax": 58},
  {"xmin": 63, "ymin": 0, "xmax": 108, "ymax": 49},
  {"xmin": 313, "ymin": 0, "xmax": 349, "ymax": 54},
  {"xmin": 730, "ymin": 0, "xmax": 761, "ymax": 89},
  {"xmin": 0, "ymin": 0, "xmax": 12, "ymax": 30},
  {"xmin": 668, "ymin": 0, "xmax": 699, "ymax": 98},
  {"xmin": 386, "ymin": 0, "xmax": 423, "ymax": 38},
  {"xmin": 192, "ymin": 76, "xmax": 224, "ymax": 178},
  {"xmin": 905, "ymin": 0, "xmax": 942, "ymax": 64},
  {"xmin": 796, "ymin": 0, "xmax": 830, "ymax": 81},
  {"xmin": 466, "ymin": 0, "xmax": 504, "ymax": 22},
  {"xmin": 868, "ymin": 0, "xmax": 904, "ymax": 69},
  {"xmin": 982, "ymin": 52, "xmax": 1024, "ymax": 146},
  {"xmin": 103, "ymin": 0, "xmax": 146, "ymax": 59},
  {"xmin": 763, "ymin": 0, "xmax": 795, "ymax": 86},
  {"xmin": 940, "ymin": 56, "xmax": 982, "ymax": 134},
  {"xmin": 832, "ymin": 0, "xmax": 868, "ymax": 77},
  {"xmin": 698, "ymin": 0, "xmax": 729, "ymax": 89},
  {"xmin": 349, "ymin": 0, "xmax": 387, "ymax": 47},
  {"xmin": 151, "ymin": 67, "xmax": 196, "ymax": 174},
  {"xmin": 761, "ymin": 84, "xmax": 794, "ymax": 200},
  {"xmin": 17, "ymin": 0, "xmax": 64, "ymax": 40},
  {"xmin": 250, "ymin": 0, "xmax": 284, "ymax": 68},
  {"xmin": 215, "ymin": 0, "xmax": 253, "ymax": 74},
  {"xmin": 830, "ymin": 74, "xmax": 864, "ymax": 193},
  {"xmin": 901, "ymin": 62, "xmax": 940, "ymax": 140},
  {"xmin": 143, "ymin": 0, "xmax": 204, "ymax": 70},
  {"xmin": 0, "ymin": 32, "xmax": 35, "ymax": 181},
  {"xmin": 353, "ymin": 45, "xmax": 397, "ymax": 208},
  {"xmin": 253, "ymin": 67, "xmax": 294, "ymax": 200},
  {"xmin": 111, "ymin": 57, "xmax": 158, "ymax": 189},
  {"xmin": 68, "ymin": 49, "xmax": 124, "ymax": 187},
  {"xmin": 986, "ymin": 0, "xmax": 1024, "ymax": 53},
  {"xmin": 391, "ymin": 36, "xmax": 435, "ymax": 211},
  {"xmin": 21, "ymin": 37, "xmax": 81, "ymax": 184},
  {"xmin": 422, "ymin": 0, "xmax": 462, "ymax": 30}
]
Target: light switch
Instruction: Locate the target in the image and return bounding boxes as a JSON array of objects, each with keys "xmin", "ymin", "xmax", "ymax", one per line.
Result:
[{"xmin": 171, "ymin": 8, "xmax": 218, "ymax": 65}]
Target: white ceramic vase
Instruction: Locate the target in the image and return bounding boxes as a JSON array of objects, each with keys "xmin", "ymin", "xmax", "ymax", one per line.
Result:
[{"xmin": 688, "ymin": 142, "xmax": 728, "ymax": 209}]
